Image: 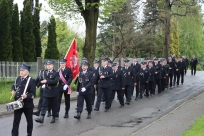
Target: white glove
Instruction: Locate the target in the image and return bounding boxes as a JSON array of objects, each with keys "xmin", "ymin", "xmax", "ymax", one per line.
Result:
[
  {"xmin": 77, "ymin": 92, "xmax": 79, "ymax": 95},
  {"xmin": 63, "ymin": 84, "xmax": 68, "ymax": 90},
  {"xmin": 42, "ymin": 84, "xmax": 45, "ymax": 88},
  {"xmin": 81, "ymin": 87, "xmax": 86, "ymax": 92}
]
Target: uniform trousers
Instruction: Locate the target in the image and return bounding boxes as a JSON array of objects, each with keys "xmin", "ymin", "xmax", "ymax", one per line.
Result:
[
  {"xmin": 41, "ymin": 96, "xmax": 58, "ymax": 117},
  {"xmin": 191, "ymin": 66, "xmax": 196, "ymax": 75},
  {"xmin": 180, "ymin": 72, "xmax": 184, "ymax": 84},
  {"xmin": 57, "ymin": 90, "xmax": 70, "ymax": 113},
  {"xmin": 77, "ymin": 94, "xmax": 92, "ymax": 113},
  {"xmin": 95, "ymin": 87, "xmax": 110, "ymax": 110},
  {"xmin": 91, "ymin": 87, "xmax": 97, "ymax": 105},
  {"xmin": 149, "ymin": 81, "xmax": 155, "ymax": 95},
  {"xmin": 155, "ymin": 79, "xmax": 161, "ymax": 93},
  {"xmin": 37, "ymin": 88, "xmax": 44, "ymax": 110},
  {"xmin": 140, "ymin": 83, "xmax": 149, "ymax": 97},
  {"xmin": 169, "ymin": 74, "xmax": 173, "ymax": 87},
  {"xmin": 124, "ymin": 85, "xmax": 132, "ymax": 102},
  {"xmin": 173, "ymin": 72, "xmax": 180, "ymax": 86},
  {"xmin": 12, "ymin": 108, "xmax": 33, "ymax": 136},
  {"xmin": 110, "ymin": 89, "xmax": 124, "ymax": 106},
  {"xmin": 161, "ymin": 78, "xmax": 166, "ymax": 91}
]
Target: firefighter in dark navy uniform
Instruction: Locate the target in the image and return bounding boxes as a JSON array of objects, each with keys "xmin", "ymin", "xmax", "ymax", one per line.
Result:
[
  {"xmin": 33, "ymin": 62, "xmax": 47, "ymax": 116},
  {"xmin": 154, "ymin": 58, "xmax": 162, "ymax": 94},
  {"xmin": 94, "ymin": 57, "xmax": 115, "ymax": 112},
  {"xmin": 190, "ymin": 55, "xmax": 198, "ymax": 76},
  {"xmin": 92, "ymin": 60, "xmax": 99, "ymax": 106},
  {"xmin": 148, "ymin": 61, "xmax": 155, "ymax": 96},
  {"xmin": 74, "ymin": 62, "xmax": 94, "ymax": 119},
  {"xmin": 110, "ymin": 63, "xmax": 125, "ymax": 108},
  {"xmin": 138, "ymin": 62, "xmax": 150, "ymax": 98},
  {"xmin": 11, "ymin": 64, "xmax": 36, "ymax": 136},
  {"xmin": 57, "ymin": 59, "xmax": 72, "ymax": 118},
  {"xmin": 35, "ymin": 60, "xmax": 59, "ymax": 124},
  {"xmin": 131, "ymin": 56, "xmax": 141, "ymax": 99},
  {"xmin": 122, "ymin": 59, "xmax": 135, "ymax": 105}
]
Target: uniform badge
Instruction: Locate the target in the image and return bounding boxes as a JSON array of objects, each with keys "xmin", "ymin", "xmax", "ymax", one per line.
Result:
[
  {"xmin": 86, "ymin": 78, "xmax": 89, "ymax": 81},
  {"xmin": 116, "ymin": 75, "xmax": 118, "ymax": 78},
  {"xmin": 128, "ymin": 72, "xmax": 130, "ymax": 75},
  {"xmin": 50, "ymin": 75, "xmax": 52, "ymax": 78}
]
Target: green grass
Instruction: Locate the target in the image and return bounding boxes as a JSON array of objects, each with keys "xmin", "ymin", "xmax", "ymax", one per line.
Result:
[
  {"xmin": 0, "ymin": 81, "xmax": 14, "ymax": 104},
  {"xmin": 182, "ymin": 114, "xmax": 204, "ymax": 136},
  {"xmin": 0, "ymin": 80, "xmax": 76, "ymax": 104}
]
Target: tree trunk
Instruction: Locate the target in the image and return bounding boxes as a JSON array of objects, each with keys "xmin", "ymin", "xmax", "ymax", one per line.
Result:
[
  {"xmin": 163, "ymin": 17, "xmax": 171, "ymax": 59},
  {"xmin": 83, "ymin": 6, "xmax": 99, "ymax": 66},
  {"xmin": 163, "ymin": 0, "xmax": 171, "ymax": 59}
]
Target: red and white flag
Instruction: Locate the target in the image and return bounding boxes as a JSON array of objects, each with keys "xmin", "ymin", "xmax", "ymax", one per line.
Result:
[{"xmin": 64, "ymin": 38, "xmax": 79, "ymax": 80}]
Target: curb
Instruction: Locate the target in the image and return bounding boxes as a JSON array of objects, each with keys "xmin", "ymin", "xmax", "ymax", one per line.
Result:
[
  {"xmin": 131, "ymin": 87, "xmax": 204, "ymax": 136},
  {"xmin": 0, "ymin": 96, "xmax": 77, "ymax": 117}
]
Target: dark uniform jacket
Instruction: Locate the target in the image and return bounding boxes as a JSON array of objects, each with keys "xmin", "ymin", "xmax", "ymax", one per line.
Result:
[
  {"xmin": 111, "ymin": 69, "xmax": 125, "ymax": 90},
  {"xmin": 92, "ymin": 66, "xmax": 99, "ymax": 85},
  {"xmin": 36, "ymin": 69, "xmax": 47, "ymax": 88},
  {"xmin": 190, "ymin": 58, "xmax": 198, "ymax": 67},
  {"xmin": 139, "ymin": 68, "xmax": 150, "ymax": 83},
  {"xmin": 43, "ymin": 70, "xmax": 59, "ymax": 97},
  {"xmin": 161, "ymin": 65, "xmax": 167, "ymax": 79},
  {"xmin": 96, "ymin": 66, "xmax": 115, "ymax": 88},
  {"xmin": 154, "ymin": 64, "xmax": 161, "ymax": 80},
  {"xmin": 58, "ymin": 67, "xmax": 72, "ymax": 92},
  {"xmin": 183, "ymin": 58, "xmax": 189, "ymax": 67},
  {"xmin": 122, "ymin": 66, "xmax": 136, "ymax": 86},
  {"xmin": 12, "ymin": 76, "xmax": 36, "ymax": 108},
  {"xmin": 174, "ymin": 61, "xmax": 181, "ymax": 73},
  {"xmin": 131, "ymin": 62, "xmax": 141, "ymax": 83},
  {"xmin": 148, "ymin": 67, "xmax": 155, "ymax": 81},
  {"xmin": 180, "ymin": 61, "xmax": 185, "ymax": 73},
  {"xmin": 78, "ymin": 71, "xmax": 94, "ymax": 95},
  {"xmin": 168, "ymin": 61, "xmax": 175, "ymax": 74}
]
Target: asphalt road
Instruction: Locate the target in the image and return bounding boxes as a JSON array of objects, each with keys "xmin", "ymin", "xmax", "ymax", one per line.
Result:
[{"xmin": 1, "ymin": 71, "xmax": 204, "ymax": 136}]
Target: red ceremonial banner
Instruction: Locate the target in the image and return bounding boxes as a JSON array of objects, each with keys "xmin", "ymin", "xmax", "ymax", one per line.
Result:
[{"xmin": 64, "ymin": 38, "xmax": 79, "ymax": 80}]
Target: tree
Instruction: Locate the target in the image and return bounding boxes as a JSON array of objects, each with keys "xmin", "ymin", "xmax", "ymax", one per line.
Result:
[
  {"xmin": 97, "ymin": 0, "xmax": 138, "ymax": 60},
  {"xmin": 177, "ymin": 5, "xmax": 204, "ymax": 60},
  {"xmin": 56, "ymin": 18, "xmax": 84, "ymax": 58},
  {"xmin": 0, "ymin": 0, "xmax": 12, "ymax": 61},
  {"xmin": 143, "ymin": 0, "xmax": 202, "ymax": 58},
  {"xmin": 44, "ymin": 16, "xmax": 59, "ymax": 59},
  {"xmin": 48, "ymin": 0, "xmax": 125, "ymax": 65},
  {"xmin": 33, "ymin": 0, "xmax": 42, "ymax": 58},
  {"xmin": 170, "ymin": 18, "xmax": 180, "ymax": 57},
  {"xmin": 11, "ymin": 4, "xmax": 23, "ymax": 61},
  {"xmin": 21, "ymin": 0, "xmax": 36, "ymax": 62}
]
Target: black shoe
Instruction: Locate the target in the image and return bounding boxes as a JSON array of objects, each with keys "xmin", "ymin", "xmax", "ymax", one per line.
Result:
[
  {"xmin": 64, "ymin": 113, "xmax": 69, "ymax": 118},
  {"xmin": 35, "ymin": 116, "xmax": 44, "ymax": 124},
  {"xmin": 126, "ymin": 102, "xmax": 130, "ymax": 105},
  {"xmin": 33, "ymin": 110, "xmax": 40, "ymax": 116},
  {"xmin": 50, "ymin": 117, "xmax": 55, "ymax": 123},
  {"xmin": 94, "ymin": 108, "xmax": 99, "ymax": 111},
  {"xmin": 135, "ymin": 98, "xmax": 138, "ymax": 100},
  {"xmin": 104, "ymin": 109, "xmax": 109, "ymax": 112},
  {"xmin": 74, "ymin": 112, "xmax": 81, "ymax": 119},
  {"xmin": 86, "ymin": 114, "xmax": 91, "ymax": 119},
  {"xmin": 119, "ymin": 105, "xmax": 124, "ymax": 108},
  {"xmin": 56, "ymin": 112, "xmax": 59, "ymax": 118},
  {"xmin": 47, "ymin": 111, "xmax": 51, "ymax": 117},
  {"xmin": 85, "ymin": 108, "xmax": 87, "ymax": 110}
]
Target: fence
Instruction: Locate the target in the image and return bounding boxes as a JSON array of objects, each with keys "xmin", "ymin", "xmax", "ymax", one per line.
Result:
[
  {"xmin": 0, "ymin": 58, "xmax": 60, "ymax": 81},
  {"xmin": 0, "ymin": 58, "xmax": 145, "ymax": 81}
]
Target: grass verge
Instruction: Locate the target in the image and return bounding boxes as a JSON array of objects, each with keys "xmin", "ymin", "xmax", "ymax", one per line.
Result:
[{"xmin": 182, "ymin": 114, "xmax": 204, "ymax": 136}]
